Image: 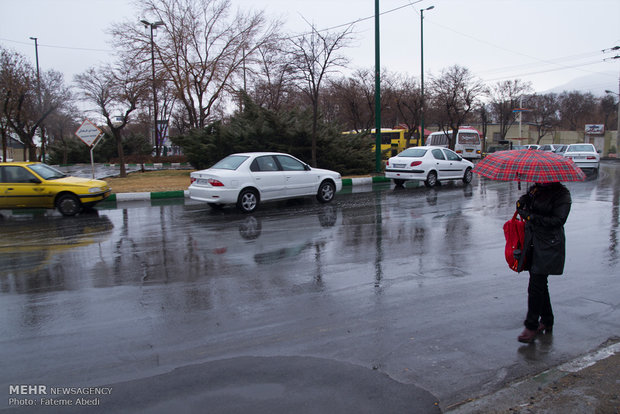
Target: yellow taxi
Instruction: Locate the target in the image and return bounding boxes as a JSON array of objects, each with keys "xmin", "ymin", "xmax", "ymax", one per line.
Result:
[{"xmin": 0, "ymin": 162, "xmax": 111, "ymax": 216}]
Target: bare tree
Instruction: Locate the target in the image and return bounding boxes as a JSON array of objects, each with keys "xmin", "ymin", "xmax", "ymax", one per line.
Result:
[
  {"xmin": 112, "ymin": 0, "xmax": 279, "ymax": 132},
  {"xmin": 248, "ymin": 42, "xmax": 297, "ymax": 112},
  {"xmin": 386, "ymin": 73, "xmax": 422, "ymax": 147},
  {"xmin": 558, "ymin": 91, "xmax": 597, "ymax": 131},
  {"xmin": 0, "ymin": 47, "xmax": 69, "ymax": 160},
  {"xmin": 330, "ymin": 68, "xmax": 377, "ymax": 132},
  {"xmin": 429, "ymin": 65, "xmax": 486, "ymax": 150},
  {"xmin": 488, "ymin": 79, "xmax": 533, "ymax": 140},
  {"xmin": 289, "ymin": 21, "xmax": 353, "ymax": 166},
  {"xmin": 476, "ymin": 103, "xmax": 490, "ymax": 152},
  {"xmin": 74, "ymin": 62, "xmax": 149, "ymax": 177},
  {"xmin": 600, "ymin": 94, "xmax": 617, "ymax": 132},
  {"xmin": 45, "ymin": 108, "xmax": 80, "ymax": 165},
  {"xmin": 526, "ymin": 93, "xmax": 559, "ymax": 144}
]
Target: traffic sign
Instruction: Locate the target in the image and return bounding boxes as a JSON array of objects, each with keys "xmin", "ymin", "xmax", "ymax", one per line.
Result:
[{"xmin": 75, "ymin": 119, "xmax": 103, "ymax": 147}]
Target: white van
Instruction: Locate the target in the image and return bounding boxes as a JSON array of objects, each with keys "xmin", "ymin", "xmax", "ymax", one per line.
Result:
[{"xmin": 426, "ymin": 127, "xmax": 482, "ymax": 160}]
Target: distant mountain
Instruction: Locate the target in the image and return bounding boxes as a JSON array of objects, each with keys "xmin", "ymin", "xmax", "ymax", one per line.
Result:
[{"xmin": 545, "ymin": 71, "xmax": 618, "ymax": 96}]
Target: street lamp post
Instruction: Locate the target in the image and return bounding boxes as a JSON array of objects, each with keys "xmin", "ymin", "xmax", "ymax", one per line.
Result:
[
  {"xmin": 141, "ymin": 19, "xmax": 165, "ymax": 156},
  {"xmin": 29, "ymin": 37, "xmax": 40, "ymax": 89},
  {"xmin": 420, "ymin": 5, "xmax": 434, "ymax": 146},
  {"xmin": 374, "ymin": 0, "xmax": 382, "ymax": 173},
  {"xmin": 606, "ymin": 86, "xmax": 620, "ymax": 153},
  {"xmin": 29, "ymin": 36, "xmax": 44, "ymax": 162}
]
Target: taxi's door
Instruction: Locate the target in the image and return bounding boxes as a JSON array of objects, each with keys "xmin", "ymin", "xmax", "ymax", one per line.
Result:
[{"xmin": 0, "ymin": 165, "xmax": 48, "ymax": 208}]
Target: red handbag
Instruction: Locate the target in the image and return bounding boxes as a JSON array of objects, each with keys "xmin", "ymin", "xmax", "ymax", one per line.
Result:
[{"xmin": 503, "ymin": 210, "xmax": 526, "ymax": 272}]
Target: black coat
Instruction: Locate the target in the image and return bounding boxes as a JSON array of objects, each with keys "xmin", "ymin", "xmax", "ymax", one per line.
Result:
[{"xmin": 517, "ymin": 183, "xmax": 572, "ymax": 275}]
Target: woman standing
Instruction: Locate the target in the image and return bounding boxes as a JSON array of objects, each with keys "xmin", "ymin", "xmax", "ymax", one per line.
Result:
[{"xmin": 516, "ymin": 182, "xmax": 572, "ymax": 343}]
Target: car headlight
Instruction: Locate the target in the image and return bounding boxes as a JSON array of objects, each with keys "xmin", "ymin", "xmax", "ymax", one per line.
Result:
[{"xmin": 89, "ymin": 187, "xmax": 103, "ymax": 193}]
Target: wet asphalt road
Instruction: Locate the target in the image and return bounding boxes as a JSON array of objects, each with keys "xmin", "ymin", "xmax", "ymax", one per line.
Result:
[{"xmin": 0, "ymin": 162, "xmax": 618, "ymax": 412}]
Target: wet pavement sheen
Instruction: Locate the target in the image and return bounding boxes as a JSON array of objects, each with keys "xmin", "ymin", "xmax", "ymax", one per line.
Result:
[{"xmin": 0, "ymin": 162, "xmax": 618, "ymax": 412}]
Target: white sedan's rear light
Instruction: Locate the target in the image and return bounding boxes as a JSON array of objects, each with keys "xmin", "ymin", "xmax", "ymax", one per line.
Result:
[{"xmin": 208, "ymin": 179, "xmax": 224, "ymax": 187}]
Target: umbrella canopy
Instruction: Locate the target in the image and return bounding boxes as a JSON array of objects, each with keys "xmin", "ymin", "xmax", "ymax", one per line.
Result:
[{"xmin": 473, "ymin": 149, "xmax": 586, "ymax": 183}]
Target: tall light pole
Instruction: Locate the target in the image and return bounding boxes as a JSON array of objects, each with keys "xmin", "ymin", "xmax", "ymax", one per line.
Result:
[
  {"xmin": 606, "ymin": 86, "xmax": 620, "ymax": 153},
  {"xmin": 141, "ymin": 19, "xmax": 165, "ymax": 156},
  {"xmin": 374, "ymin": 0, "xmax": 382, "ymax": 172},
  {"xmin": 30, "ymin": 36, "xmax": 44, "ymax": 162},
  {"xmin": 420, "ymin": 5, "xmax": 434, "ymax": 146},
  {"xmin": 29, "ymin": 37, "xmax": 40, "ymax": 88}
]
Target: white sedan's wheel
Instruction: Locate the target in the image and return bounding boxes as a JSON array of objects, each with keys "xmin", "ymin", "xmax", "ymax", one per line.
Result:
[
  {"xmin": 424, "ymin": 171, "xmax": 437, "ymax": 188},
  {"xmin": 317, "ymin": 181, "xmax": 335, "ymax": 203},
  {"xmin": 463, "ymin": 168, "xmax": 473, "ymax": 184},
  {"xmin": 237, "ymin": 189, "xmax": 259, "ymax": 213}
]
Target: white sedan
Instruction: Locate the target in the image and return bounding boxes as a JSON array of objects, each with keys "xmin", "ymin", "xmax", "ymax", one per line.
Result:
[
  {"xmin": 385, "ymin": 146, "xmax": 474, "ymax": 187},
  {"xmin": 562, "ymin": 143, "xmax": 600, "ymax": 173},
  {"xmin": 188, "ymin": 152, "xmax": 342, "ymax": 213}
]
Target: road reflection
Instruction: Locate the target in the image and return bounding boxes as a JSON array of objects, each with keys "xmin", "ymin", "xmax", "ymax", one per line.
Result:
[
  {"xmin": 0, "ymin": 212, "xmax": 113, "ymax": 293},
  {"xmin": 1, "ymin": 163, "xmax": 618, "ymax": 299}
]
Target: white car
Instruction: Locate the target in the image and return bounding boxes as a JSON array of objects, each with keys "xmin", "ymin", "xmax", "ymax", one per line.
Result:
[
  {"xmin": 188, "ymin": 152, "xmax": 342, "ymax": 213},
  {"xmin": 385, "ymin": 146, "xmax": 474, "ymax": 187},
  {"xmin": 562, "ymin": 143, "xmax": 600, "ymax": 173},
  {"xmin": 513, "ymin": 144, "xmax": 540, "ymax": 150}
]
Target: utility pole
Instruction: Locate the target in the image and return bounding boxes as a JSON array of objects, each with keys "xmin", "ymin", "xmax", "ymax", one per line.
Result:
[
  {"xmin": 603, "ymin": 46, "xmax": 619, "ymax": 153},
  {"xmin": 420, "ymin": 6, "xmax": 434, "ymax": 146},
  {"xmin": 141, "ymin": 20, "xmax": 165, "ymax": 156},
  {"xmin": 30, "ymin": 36, "xmax": 44, "ymax": 162},
  {"xmin": 374, "ymin": 0, "xmax": 382, "ymax": 173}
]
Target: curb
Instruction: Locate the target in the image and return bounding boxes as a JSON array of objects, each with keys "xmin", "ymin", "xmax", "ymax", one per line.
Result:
[
  {"xmin": 108, "ymin": 190, "xmax": 188, "ymax": 202},
  {"xmin": 108, "ymin": 176, "xmax": 391, "ymax": 203},
  {"xmin": 446, "ymin": 340, "xmax": 620, "ymax": 413}
]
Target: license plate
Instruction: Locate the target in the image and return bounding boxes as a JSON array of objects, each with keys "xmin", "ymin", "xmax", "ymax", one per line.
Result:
[
  {"xmin": 466, "ymin": 149, "xmax": 473, "ymax": 152},
  {"xmin": 393, "ymin": 163, "xmax": 405, "ymax": 168},
  {"xmin": 572, "ymin": 156, "xmax": 585, "ymax": 159},
  {"xmin": 197, "ymin": 178, "xmax": 209, "ymax": 184}
]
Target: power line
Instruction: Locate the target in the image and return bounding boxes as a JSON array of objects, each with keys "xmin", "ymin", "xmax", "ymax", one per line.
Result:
[
  {"xmin": 0, "ymin": 37, "xmax": 112, "ymax": 53},
  {"xmin": 481, "ymin": 59, "xmax": 615, "ymax": 83}
]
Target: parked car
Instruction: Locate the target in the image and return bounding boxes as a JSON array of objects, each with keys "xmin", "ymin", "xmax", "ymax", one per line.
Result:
[
  {"xmin": 0, "ymin": 162, "xmax": 111, "ymax": 216},
  {"xmin": 513, "ymin": 144, "xmax": 540, "ymax": 150},
  {"xmin": 484, "ymin": 144, "xmax": 511, "ymax": 155},
  {"xmin": 188, "ymin": 152, "xmax": 342, "ymax": 213},
  {"xmin": 562, "ymin": 143, "xmax": 600, "ymax": 173},
  {"xmin": 538, "ymin": 144, "xmax": 557, "ymax": 152},
  {"xmin": 553, "ymin": 145, "xmax": 568, "ymax": 155},
  {"xmin": 385, "ymin": 146, "xmax": 474, "ymax": 188}
]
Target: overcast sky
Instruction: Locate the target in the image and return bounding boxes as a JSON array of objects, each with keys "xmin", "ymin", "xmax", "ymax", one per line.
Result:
[{"xmin": 1, "ymin": 0, "xmax": 619, "ymax": 94}]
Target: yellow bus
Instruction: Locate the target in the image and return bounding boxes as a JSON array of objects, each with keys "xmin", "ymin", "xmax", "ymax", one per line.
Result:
[{"xmin": 345, "ymin": 128, "xmax": 420, "ymax": 158}]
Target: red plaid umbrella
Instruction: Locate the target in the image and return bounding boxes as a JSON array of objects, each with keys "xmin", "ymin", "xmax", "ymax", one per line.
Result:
[{"xmin": 473, "ymin": 149, "xmax": 586, "ymax": 183}]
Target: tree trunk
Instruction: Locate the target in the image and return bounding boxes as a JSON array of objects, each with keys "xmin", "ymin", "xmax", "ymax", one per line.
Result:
[
  {"xmin": 311, "ymin": 101, "xmax": 318, "ymax": 167},
  {"xmin": 115, "ymin": 131, "xmax": 127, "ymax": 178},
  {"xmin": 28, "ymin": 142, "xmax": 37, "ymax": 161}
]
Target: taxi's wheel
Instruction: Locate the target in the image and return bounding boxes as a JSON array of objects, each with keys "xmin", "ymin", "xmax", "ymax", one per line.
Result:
[{"xmin": 56, "ymin": 194, "xmax": 82, "ymax": 216}]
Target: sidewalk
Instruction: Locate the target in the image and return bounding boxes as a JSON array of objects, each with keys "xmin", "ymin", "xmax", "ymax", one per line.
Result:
[
  {"xmin": 106, "ymin": 175, "xmax": 391, "ymax": 202},
  {"xmin": 446, "ymin": 340, "xmax": 620, "ymax": 413}
]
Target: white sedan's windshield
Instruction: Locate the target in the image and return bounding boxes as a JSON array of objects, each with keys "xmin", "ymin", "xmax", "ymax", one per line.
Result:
[
  {"xmin": 567, "ymin": 145, "xmax": 595, "ymax": 152},
  {"xmin": 211, "ymin": 155, "xmax": 249, "ymax": 170},
  {"xmin": 398, "ymin": 148, "xmax": 427, "ymax": 157}
]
